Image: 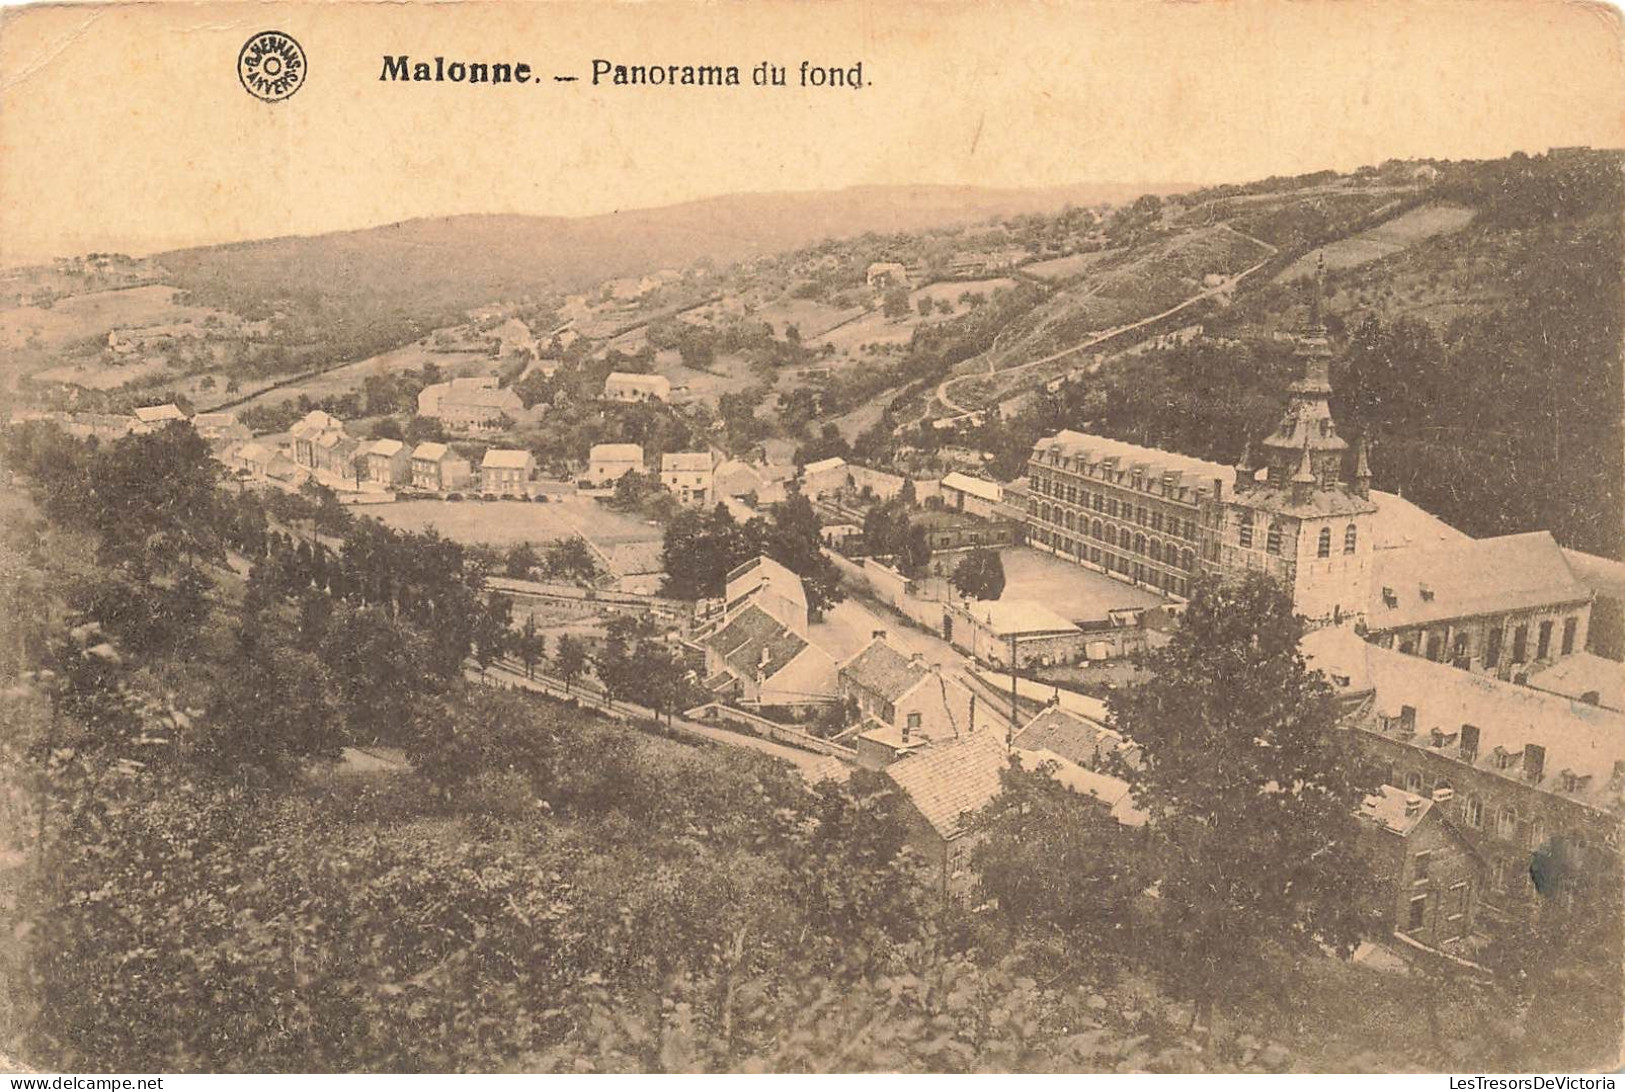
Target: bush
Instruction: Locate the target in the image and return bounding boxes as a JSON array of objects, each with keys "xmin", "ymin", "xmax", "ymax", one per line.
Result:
[{"xmin": 446, "ymin": 493, "xmax": 464, "ymax": 502}]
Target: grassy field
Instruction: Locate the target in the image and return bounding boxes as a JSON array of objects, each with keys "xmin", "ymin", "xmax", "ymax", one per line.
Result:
[
  {"xmin": 1275, "ymin": 203, "xmax": 1476, "ymax": 282},
  {"xmin": 226, "ymin": 340, "xmax": 493, "ymax": 413},
  {"xmin": 0, "ymin": 284, "xmax": 224, "ymax": 353},
  {"xmin": 366, "ymin": 495, "xmax": 663, "ymax": 552},
  {"xmin": 1024, "ymin": 250, "xmax": 1123, "ymax": 282}
]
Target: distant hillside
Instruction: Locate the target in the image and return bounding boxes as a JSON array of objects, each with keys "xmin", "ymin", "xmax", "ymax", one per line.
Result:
[{"xmin": 152, "ymin": 182, "xmax": 1187, "ymax": 356}]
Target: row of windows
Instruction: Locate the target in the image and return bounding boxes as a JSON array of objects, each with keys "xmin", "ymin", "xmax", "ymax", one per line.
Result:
[
  {"xmin": 1035, "ymin": 530, "xmax": 1192, "ymax": 597},
  {"xmin": 1033, "ymin": 507, "xmax": 1197, "ymax": 570},
  {"xmin": 1029, "ymin": 459, "xmax": 1204, "ymax": 504},
  {"xmin": 1395, "ymin": 772, "xmax": 1598, "ymax": 856},
  {"xmin": 1236, "ymin": 512, "xmax": 1358, "ymax": 557},
  {"xmin": 1029, "ymin": 477, "xmax": 1199, "ymax": 539},
  {"xmin": 1395, "ymin": 616, "xmax": 1580, "ymax": 667}
]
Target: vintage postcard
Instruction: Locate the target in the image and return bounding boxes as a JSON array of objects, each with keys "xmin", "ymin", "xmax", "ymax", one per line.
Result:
[{"xmin": 1, "ymin": 0, "xmax": 1623, "ymax": 1076}]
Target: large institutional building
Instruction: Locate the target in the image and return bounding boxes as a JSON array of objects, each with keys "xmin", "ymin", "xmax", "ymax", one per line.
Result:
[{"xmin": 1026, "ymin": 305, "xmax": 1384, "ymax": 623}]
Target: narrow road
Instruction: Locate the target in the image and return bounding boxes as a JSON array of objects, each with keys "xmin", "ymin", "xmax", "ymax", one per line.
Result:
[{"xmin": 474, "ymin": 660, "xmax": 848, "ymax": 776}]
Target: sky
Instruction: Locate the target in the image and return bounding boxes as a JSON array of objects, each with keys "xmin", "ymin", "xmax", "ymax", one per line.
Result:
[{"xmin": 1, "ymin": 0, "xmax": 1622, "ymax": 262}]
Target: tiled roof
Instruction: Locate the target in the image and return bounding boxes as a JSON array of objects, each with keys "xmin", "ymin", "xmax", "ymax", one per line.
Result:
[
  {"xmin": 133, "ymin": 403, "xmax": 185, "ymax": 423},
  {"xmin": 412, "ymin": 442, "xmax": 451, "ymax": 461},
  {"xmin": 605, "ymin": 371, "xmax": 670, "ymax": 392},
  {"xmin": 941, "ymin": 472, "xmax": 1003, "ymax": 503},
  {"xmin": 802, "ymin": 456, "xmax": 847, "ymax": 476},
  {"xmin": 724, "ymin": 555, "xmax": 807, "ymax": 613},
  {"xmin": 707, "ymin": 604, "xmax": 810, "ymax": 681},
  {"xmin": 482, "ymin": 448, "xmax": 533, "ymax": 469},
  {"xmin": 1527, "ymin": 654, "xmax": 1625, "ymax": 713},
  {"xmin": 886, "ymin": 730, "xmax": 1009, "ymax": 840},
  {"xmin": 1303, "ymin": 626, "xmax": 1625, "ymax": 813},
  {"xmin": 590, "ymin": 443, "xmax": 644, "ymax": 462},
  {"xmin": 1367, "ymin": 532, "xmax": 1589, "ymax": 631},
  {"xmin": 1035, "ymin": 429, "xmax": 1231, "ymax": 498},
  {"xmin": 661, "ymin": 452, "xmax": 713, "ymax": 473},
  {"xmin": 1013, "ymin": 705, "xmax": 1141, "ymax": 771},
  {"xmin": 1368, "ymin": 490, "xmax": 1469, "ymax": 551},
  {"xmin": 840, "ymin": 638, "xmax": 929, "ymax": 704},
  {"xmin": 369, "ymin": 438, "xmax": 405, "ymax": 457},
  {"xmin": 1020, "ymin": 747, "xmax": 1146, "ymax": 826}
]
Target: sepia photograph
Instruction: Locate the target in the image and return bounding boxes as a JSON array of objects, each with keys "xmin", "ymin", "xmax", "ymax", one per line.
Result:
[{"xmin": 0, "ymin": 0, "xmax": 1622, "ymax": 1077}]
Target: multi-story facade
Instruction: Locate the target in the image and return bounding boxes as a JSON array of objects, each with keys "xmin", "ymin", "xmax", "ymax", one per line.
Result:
[
  {"xmin": 1305, "ymin": 625, "xmax": 1623, "ymax": 932},
  {"xmin": 1025, "ymin": 294, "xmax": 1377, "ymax": 623},
  {"xmin": 1026, "ymin": 430, "xmax": 1225, "ymax": 601},
  {"xmin": 660, "ymin": 452, "xmax": 714, "ymax": 507}
]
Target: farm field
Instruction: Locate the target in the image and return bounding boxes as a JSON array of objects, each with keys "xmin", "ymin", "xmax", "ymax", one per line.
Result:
[
  {"xmin": 1275, "ymin": 203, "xmax": 1475, "ymax": 282},
  {"xmin": 366, "ymin": 495, "xmax": 664, "ymax": 554},
  {"xmin": 225, "ymin": 340, "xmax": 492, "ymax": 412},
  {"xmin": 1023, "ymin": 250, "xmax": 1123, "ymax": 282},
  {"xmin": 0, "ymin": 284, "xmax": 224, "ymax": 353}
]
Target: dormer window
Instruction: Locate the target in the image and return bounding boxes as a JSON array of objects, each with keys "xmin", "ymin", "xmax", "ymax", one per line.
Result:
[
  {"xmin": 1381, "ymin": 586, "xmax": 1397, "ymax": 608},
  {"xmin": 1418, "ymin": 584, "xmax": 1434, "ymax": 602}
]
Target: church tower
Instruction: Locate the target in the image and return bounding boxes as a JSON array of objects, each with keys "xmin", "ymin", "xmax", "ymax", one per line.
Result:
[{"xmin": 1222, "ymin": 255, "xmax": 1377, "ymax": 626}]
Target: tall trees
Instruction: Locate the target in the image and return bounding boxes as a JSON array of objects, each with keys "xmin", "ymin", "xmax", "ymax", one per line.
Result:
[
  {"xmin": 951, "ymin": 547, "xmax": 1006, "ymax": 601},
  {"xmin": 554, "ymin": 634, "xmax": 587, "ymax": 692},
  {"xmin": 1108, "ymin": 572, "xmax": 1376, "ymax": 1035}
]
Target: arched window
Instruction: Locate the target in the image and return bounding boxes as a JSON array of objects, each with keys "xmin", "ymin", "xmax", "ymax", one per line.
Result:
[
  {"xmin": 1266, "ymin": 521, "xmax": 1284, "ymax": 555},
  {"xmin": 1465, "ymin": 795, "xmax": 1484, "ymax": 828},
  {"xmin": 1238, "ymin": 511, "xmax": 1254, "ymax": 549},
  {"xmin": 1497, "ymin": 808, "xmax": 1518, "ymax": 840},
  {"xmin": 1317, "ymin": 527, "xmax": 1331, "ymax": 558},
  {"xmin": 1405, "ymin": 771, "xmax": 1423, "ymax": 793},
  {"xmin": 1134, "ymin": 533, "xmax": 1146, "ymax": 555},
  {"xmin": 1182, "ymin": 548, "xmax": 1194, "ymax": 571},
  {"xmin": 1344, "ymin": 523, "xmax": 1358, "ymax": 555},
  {"xmin": 1148, "ymin": 540, "xmax": 1161, "ymax": 564},
  {"xmin": 1064, "ymin": 510, "xmax": 1075, "ymax": 531},
  {"xmin": 1040, "ymin": 503, "xmax": 1051, "ymax": 523},
  {"xmin": 1091, "ymin": 519, "xmax": 1103, "ymax": 539}
]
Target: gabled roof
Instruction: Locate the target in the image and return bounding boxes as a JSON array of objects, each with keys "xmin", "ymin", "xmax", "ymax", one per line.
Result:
[
  {"xmin": 1012, "ymin": 705, "xmax": 1141, "ymax": 771},
  {"xmin": 191, "ymin": 412, "xmax": 241, "ymax": 431},
  {"xmin": 368, "ymin": 438, "xmax": 405, "ymax": 457},
  {"xmin": 290, "ymin": 410, "xmax": 343, "ymax": 439},
  {"xmin": 661, "ymin": 452, "xmax": 713, "ymax": 473},
  {"xmin": 803, "ymin": 456, "xmax": 847, "ymax": 476},
  {"xmin": 725, "ymin": 555, "xmax": 807, "ymax": 609},
  {"xmin": 605, "ymin": 371, "xmax": 670, "ymax": 392},
  {"xmin": 589, "ymin": 442, "xmax": 644, "ymax": 462},
  {"xmin": 1527, "ymin": 653, "xmax": 1625, "ymax": 713},
  {"xmin": 133, "ymin": 403, "xmax": 185, "ymax": 423},
  {"xmin": 885, "ymin": 730, "xmax": 1009, "ymax": 840},
  {"xmin": 706, "ymin": 603, "xmax": 810, "ymax": 681},
  {"xmin": 1302, "ymin": 626, "xmax": 1625, "ymax": 813},
  {"xmin": 1368, "ymin": 490, "xmax": 1470, "ymax": 551},
  {"xmin": 1367, "ymin": 532, "xmax": 1589, "ymax": 630},
  {"xmin": 839, "ymin": 638, "xmax": 930, "ymax": 704},
  {"xmin": 412, "ymin": 441, "xmax": 451, "ymax": 461},
  {"xmin": 941, "ymin": 471, "xmax": 1003, "ymax": 503},
  {"xmin": 482, "ymin": 448, "xmax": 534, "ymax": 469}
]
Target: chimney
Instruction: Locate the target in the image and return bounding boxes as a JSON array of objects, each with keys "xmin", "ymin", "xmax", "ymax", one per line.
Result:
[
  {"xmin": 901, "ymin": 719, "xmax": 911, "ymax": 744},
  {"xmin": 1418, "ymin": 583, "xmax": 1434, "ymax": 602},
  {"xmin": 1404, "ymin": 794, "xmax": 1424, "ymax": 817},
  {"xmin": 872, "ymin": 629, "xmax": 887, "ymax": 641},
  {"xmin": 759, "ymin": 646, "xmax": 772, "ymax": 669},
  {"xmin": 910, "ymin": 651, "xmax": 925, "ymax": 666},
  {"xmin": 1459, "ymin": 724, "xmax": 1480, "ymax": 763},
  {"xmin": 1523, "ymin": 743, "xmax": 1546, "ymax": 784}
]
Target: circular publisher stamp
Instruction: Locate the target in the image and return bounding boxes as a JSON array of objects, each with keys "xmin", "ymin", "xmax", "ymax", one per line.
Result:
[{"xmin": 238, "ymin": 31, "xmax": 307, "ymax": 102}]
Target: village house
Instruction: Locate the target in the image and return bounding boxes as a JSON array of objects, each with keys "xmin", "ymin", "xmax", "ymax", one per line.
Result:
[
  {"xmin": 587, "ymin": 442, "xmax": 644, "ymax": 486},
  {"xmin": 480, "ymin": 448, "xmax": 535, "ymax": 496},
  {"xmin": 800, "ymin": 456, "xmax": 848, "ymax": 499},
  {"xmin": 409, "ymin": 441, "xmax": 472, "ymax": 492},
  {"xmin": 660, "ymin": 452, "xmax": 714, "ymax": 507},
  {"xmin": 131, "ymin": 403, "xmax": 187, "ymax": 432},
  {"xmin": 940, "ymin": 472, "xmax": 1004, "ymax": 519},
  {"xmin": 603, "ymin": 371, "xmax": 671, "ymax": 404},
  {"xmin": 866, "ymin": 261, "xmax": 910, "ymax": 289},
  {"xmin": 190, "ymin": 412, "xmax": 251, "ymax": 450},
  {"xmin": 361, "ymin": 437, "xmax": 411, "ymax": 486},
  {"xmin": 724, "ymin": 555, "xmax": 809, "ymax": 635},
  {"xmin": 1303, "ymin": 625, "xmax": 1625, "ymax": 934},
  {"xmin": 417, "ymin": 376, "xmax": 524, "ymax": 432},
  {"xmin": 228, "ymin": 441, "xmax": 298, "ymax": 482},
  {"xmin": 290, "ymin": 410, "xmax": 349, "ymax": 470},
  {"xmin": 701, "ymin": 603, "xmax": 838, "ymax": 709},
  {"xmin": 838, "ymin": 637, "xmax": 982, "ymax": 770},
  {"xmin": 1356, "ymin": 785, "xmax": 1485, "ymax": 954}
]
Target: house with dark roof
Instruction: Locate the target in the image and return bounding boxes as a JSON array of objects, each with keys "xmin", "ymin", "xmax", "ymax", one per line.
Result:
[
  {"xmin": 838, "ymin": 637, "xmax": 981, "ymax": 769},
  {"xmin": 1012, "ymin": 704, "xmax": 1141, "ymax": 774},
  {"xmin": 702, "ymin": 603, "xmax": 837, "ymax": 708},
  {"xmin": 1365, "ymin": 532, "xmax": 1592, "ymax": 679},
  {"xmin": 724, "ymin": 555, "xmax": 809, "ymax": 635},
  {"xmin": 1357, "ymin": 786, "xmax": 1485, "ymax": 955}
]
